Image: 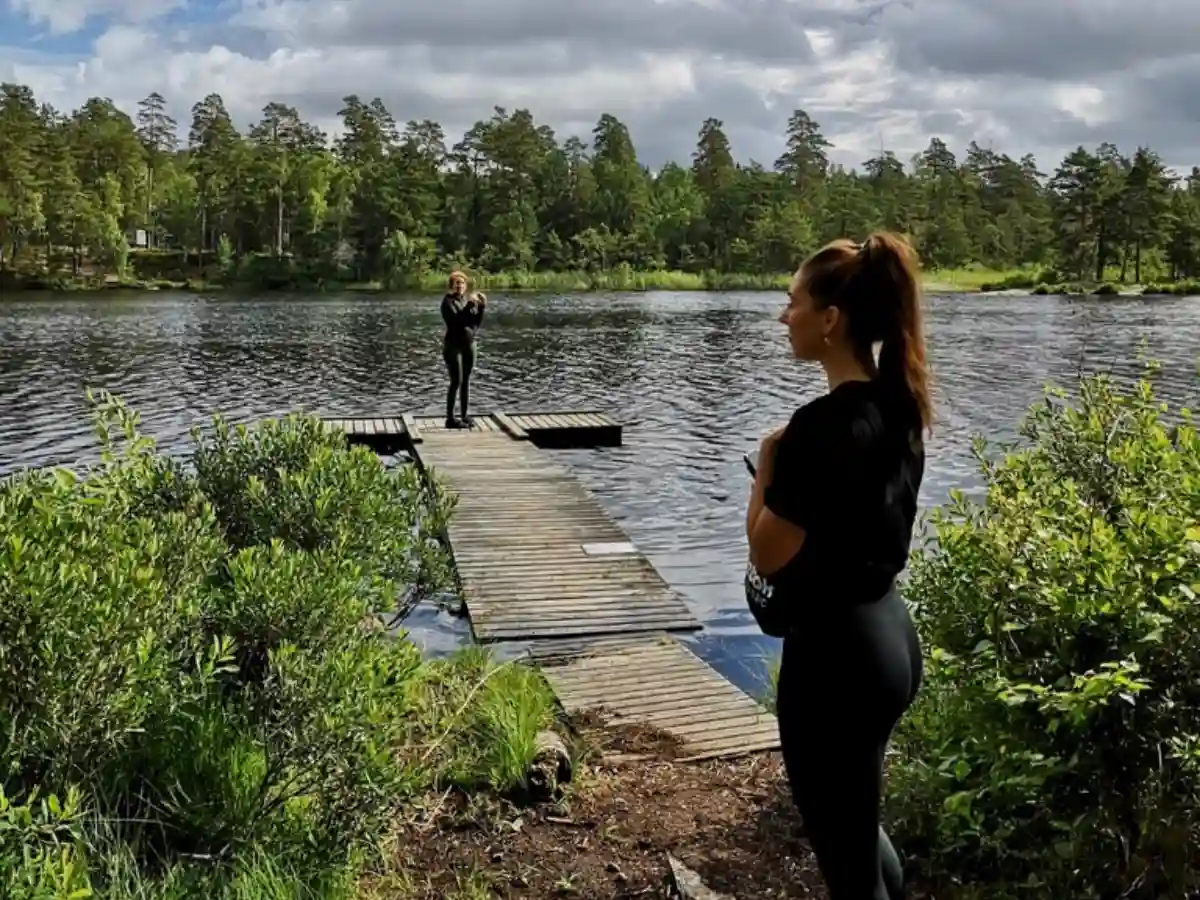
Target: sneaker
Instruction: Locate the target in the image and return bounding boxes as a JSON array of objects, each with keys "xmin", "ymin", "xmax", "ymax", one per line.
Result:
[
  {"xmin": 445, "ymin": 416, "xmax": 462, "ymax": 429},
  {"xmin": 461, "ymin": 415, "xmax": 475, "ymax": 428}
]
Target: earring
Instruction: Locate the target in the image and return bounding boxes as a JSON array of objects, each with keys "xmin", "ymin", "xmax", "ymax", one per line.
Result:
[{"xmin": 823, "ymin": 335, "xmax": 831, "ymax": 345}]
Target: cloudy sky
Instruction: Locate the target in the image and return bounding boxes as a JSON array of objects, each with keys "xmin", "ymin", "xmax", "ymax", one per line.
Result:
[{"xmin": 1, "ymin": 0, "xmax": 1197, "ymax": 174}]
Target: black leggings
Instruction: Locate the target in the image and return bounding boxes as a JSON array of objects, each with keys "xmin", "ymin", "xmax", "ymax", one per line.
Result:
[
  {"xmin": 443, "ymin": 340, "xmax": 475, "ymax": 419},
  {"xmin": 776, "ymin": 586, "xmax": 923, "ymax": 900}
]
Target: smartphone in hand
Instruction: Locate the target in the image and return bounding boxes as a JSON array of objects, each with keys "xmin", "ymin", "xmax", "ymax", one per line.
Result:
[{"xmin": 743, "ymin": 449, "xmax": 759, "ymax": 478}]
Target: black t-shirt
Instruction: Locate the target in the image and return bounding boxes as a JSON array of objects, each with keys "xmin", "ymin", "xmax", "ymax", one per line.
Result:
[
  {"xmin": 441, "ymin": 293, "xmax": 485, "ymax": 345},
  {"xmin": 744, "ymin": 378, "xmax": 925, "ymax": 637}
]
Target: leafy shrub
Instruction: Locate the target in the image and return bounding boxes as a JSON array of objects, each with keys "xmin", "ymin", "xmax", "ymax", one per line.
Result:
[
  {"xmin": 0, "ymin": 787, "xmax": 91, "ymax": 900},
  {"xmin": 0, "ymin": 397, "xmax": 225, "ymax": 793},
  {"xmin": 192, "ymin": 414, "xmax": 453, "ymax": 607},
  {"xmin": 0, "ymin": 392, "xmax": 481, "ymax": 896},
  {"xmin": 889, "ymin": 368, "xmax": 1200, "ymax": 898}
]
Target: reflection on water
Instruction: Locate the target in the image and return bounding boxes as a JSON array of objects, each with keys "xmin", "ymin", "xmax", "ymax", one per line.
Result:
[{"xmin": 2, "ymin": 290, "xmax": 1197, "ymax": 694}]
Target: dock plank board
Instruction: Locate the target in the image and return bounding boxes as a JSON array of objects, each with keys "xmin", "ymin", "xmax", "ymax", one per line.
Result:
[
  {"xmin": 308, "ymin": 407, "xmax": 771, "ymax": 761},
  {"xmin": 536, "ymin": 636, "xmax": 779, "ymax": 761},
  {"xmin": 322, "ymin": 410, "xmax": 619, "ymax": 447},
  {"xmin": 413, "ymin": 430, "xmax": 698, "ymax": 643}
]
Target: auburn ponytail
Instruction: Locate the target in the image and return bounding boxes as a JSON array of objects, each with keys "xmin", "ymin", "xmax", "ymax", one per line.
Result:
[{"xmin": 798, "ymin": 231, "xmax": 933, "ymax": 433}]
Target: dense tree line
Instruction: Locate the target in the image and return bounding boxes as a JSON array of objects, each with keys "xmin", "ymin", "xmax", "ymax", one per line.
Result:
[{"xmin": 1, "ymin": 82, "xmax": 1199, "ymax": 285}]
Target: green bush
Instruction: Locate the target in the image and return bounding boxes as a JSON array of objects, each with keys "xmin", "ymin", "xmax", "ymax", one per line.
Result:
[
  {"xmin": 0, "ymin": 392, "xmax": 524, "ymax": 897},
  {"xmin": 192, "ymin": 414, "xmax": 453, "ymax": 602},
  {"xmin": 890, "ymin": 368, "xmax": 1200, "ymax": 898},
  {"xmin": 0, "ymin": 401, "xmax": 226, "ymax": 793},
  {"xmin": 0, "ymin": 787, "xmax": 91, "ymax": 900}
]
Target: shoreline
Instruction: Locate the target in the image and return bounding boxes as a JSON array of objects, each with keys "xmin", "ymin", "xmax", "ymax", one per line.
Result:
[{"xmin": 4, "ymin": 273, "xmax": 1197, "ymax": 297}]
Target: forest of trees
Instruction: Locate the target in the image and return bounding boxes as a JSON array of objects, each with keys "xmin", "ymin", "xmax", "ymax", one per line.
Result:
[{"xmin": 1, "ymin": 82, "xmax": 1199, "ymax": 288}]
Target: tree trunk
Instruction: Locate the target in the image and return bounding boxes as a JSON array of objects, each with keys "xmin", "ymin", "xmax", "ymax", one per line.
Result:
[
  {"xmin": 276, "ymin": 185, "xmax": 284, "ymax": 257},
  {"xmin": 146, "ymin": 163, "xmax": 155, "ymax": 250}
]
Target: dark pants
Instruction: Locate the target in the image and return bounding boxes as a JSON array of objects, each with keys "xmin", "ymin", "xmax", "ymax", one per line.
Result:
[
  {"xmin": 776, "ymin": 586, "xmax": 923, "ymax": 899},
  {"xmin": 443, "ymin": 340, "xmax": 476, "ymax": 420}
]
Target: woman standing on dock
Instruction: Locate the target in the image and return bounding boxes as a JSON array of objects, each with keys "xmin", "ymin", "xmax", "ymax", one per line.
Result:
[
  {"xmin": 441, "ymin": 270, "xmax": 486, "ymax": 428},
  {"xmin": 744, "ymin": 232, "xmax": 930, "ymax": 900}
]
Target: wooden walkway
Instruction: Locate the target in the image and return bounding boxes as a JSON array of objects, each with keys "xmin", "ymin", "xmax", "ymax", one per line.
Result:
[
  {"xmin": 324, "ymin": 411, "xmax": 621, "ymax": 450},
  {"xmin": 530, "ymin": 635, "xmax": 779, "ymax": 760},
  {"xmin": 412, "ymin": 423, "xmax": 699, "ymax": 642},
  {"xmin": 325, "ymin": 409, "xmax": 778, "ymax": 760}
]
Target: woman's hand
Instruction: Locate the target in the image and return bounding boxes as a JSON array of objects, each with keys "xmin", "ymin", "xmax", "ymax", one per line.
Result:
[
  {"xmin": 472, "ymin": 291, "xmax": 487, "ymax": 306},
  {"xmin": 757, "ymin": 425, "xmax": 787, "ymax": 481}
]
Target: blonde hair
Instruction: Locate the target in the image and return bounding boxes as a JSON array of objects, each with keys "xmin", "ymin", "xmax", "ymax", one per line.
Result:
[{"xmin": 448, "ymin": 270, "xmax": 467, "ymax": 288}]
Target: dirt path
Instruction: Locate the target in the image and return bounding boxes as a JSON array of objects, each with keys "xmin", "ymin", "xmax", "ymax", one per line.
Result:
[{"xmin": 378, "ymin": 724, "xmax": 826, "ymax": 899}]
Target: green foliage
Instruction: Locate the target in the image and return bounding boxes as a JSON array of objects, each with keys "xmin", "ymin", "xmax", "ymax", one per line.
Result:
[
  {"xmin": 0, "ymin": 391, "xmax": 547, "ymax": 898},
  {"xmin": 4, "ymin": 81, "xmax": 1200, "ymax": 286},
  {"xmin": 0, "ymin": 395, "xmax": 226, "ymax": 792},
  {"xmin": 890, "ymin": 367, "xmax": 1200, "ymax": 898},
  {"xmin": 410, "ymin": 647, "xmax": 557, "ymax": 795},
  {"xmin": 191, "ymin": 413, "xmax": 452, "ymax": 603},
  {"xmin": 0, "ymin": 787, "xmax": 91, "ymax": 900}
]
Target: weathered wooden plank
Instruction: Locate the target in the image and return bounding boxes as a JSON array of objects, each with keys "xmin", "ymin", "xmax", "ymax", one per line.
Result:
[
  {"xmin": 400, "ymin": 413, "xmax": 420, "ymax": 443},
  {"xmin": 408, "ymin": 419, "xmax": 774, "ymax": 759},
  {"xmin": 479, "ymin": 618, "xmax": 700, "ymax": 642},
  {"xmin": 493, "ymin": 412, "xmax": 529, "ymax": 440},
  {"xmin": 412, "ymin": 426, "xmax": 697, "ymax": 643},
  {"xmin": 320, "ymin": 410, "xmax": 618, "ymax": 448},
  {"xmin": 540, "ymin": 637, "xmax": 779, "ymax": 760},
  {"xmin": 525, "ymin": 634, "xmax": 667, "ymax": 662}
]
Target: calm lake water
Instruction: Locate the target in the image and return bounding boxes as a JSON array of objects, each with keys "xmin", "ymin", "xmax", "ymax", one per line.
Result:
[{"xmin": 2, "ymin": 291, "xmax": 1197, "ymax": 695}]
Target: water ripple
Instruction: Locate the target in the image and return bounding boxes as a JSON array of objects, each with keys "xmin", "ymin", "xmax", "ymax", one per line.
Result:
[{"xmin": 2, "ymin": 291, "xmax": 1197, "ymax": 689}]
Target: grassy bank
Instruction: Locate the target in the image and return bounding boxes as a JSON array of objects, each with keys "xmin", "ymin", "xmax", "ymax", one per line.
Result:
[
  {"xmin": 15, "ymin": 254, "xmax": 1191, "ymax": 296},
  {"xmin": 970, "ymin": 265, "xmax": 1200, "ymax": 296},
  {"xmin": 6, "ymin": 248, "xmax": 1199, "ymax": 296},
  {"xmin": 6, "ymin": 267, "xmax": 784, "ymax": 294},
  {"xmin": 13, "ymin": 268, "xmax": 1198, "ymax": 297}
]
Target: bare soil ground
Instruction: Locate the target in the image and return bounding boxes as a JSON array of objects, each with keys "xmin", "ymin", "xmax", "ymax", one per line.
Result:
[{"xmin": 376, "ymin": 718, "xmax": 828, "ymax": 899}]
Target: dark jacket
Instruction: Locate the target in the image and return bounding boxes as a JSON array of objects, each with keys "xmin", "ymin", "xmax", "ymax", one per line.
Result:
[{"xmin": 441, "ymin": 293, "xmax": 485, "ymax": 345}]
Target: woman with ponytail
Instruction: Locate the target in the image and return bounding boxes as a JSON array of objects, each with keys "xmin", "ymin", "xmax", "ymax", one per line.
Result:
[{"xmin": 744, "ymin": 232, "xmax": 930, "ymax": 899}]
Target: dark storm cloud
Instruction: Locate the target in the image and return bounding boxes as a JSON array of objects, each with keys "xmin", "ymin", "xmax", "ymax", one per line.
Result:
[{"xmin": 619, "ymin": 70, "xmax": 791, "ymax": 166}]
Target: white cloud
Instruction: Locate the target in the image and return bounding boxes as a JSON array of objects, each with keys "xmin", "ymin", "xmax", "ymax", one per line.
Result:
[
  {"xmin": 7, "ymin": 0, "xmax": 182, "ymax": 34},
  {"xmin": 2, "ymin": 0, "xmax": 1199, "ymax": 174}
]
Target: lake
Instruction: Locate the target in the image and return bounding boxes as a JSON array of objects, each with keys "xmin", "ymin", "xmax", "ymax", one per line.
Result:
[{"xmin": 2, "ymin": 290, "xmax": 1197, "ymax": 695}]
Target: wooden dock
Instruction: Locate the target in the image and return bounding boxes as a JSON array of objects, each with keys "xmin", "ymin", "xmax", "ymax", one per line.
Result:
[
  {"xmin": 324, "ymin": 411, "xmax": 621, "ymax": 453},
  {"xmin": 323, "ymin": 410, "xmax": 778, "ymax": 760},
  {"xmin": 530, "ymin": 635, "xmax": 780, "ymax": 760}
]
